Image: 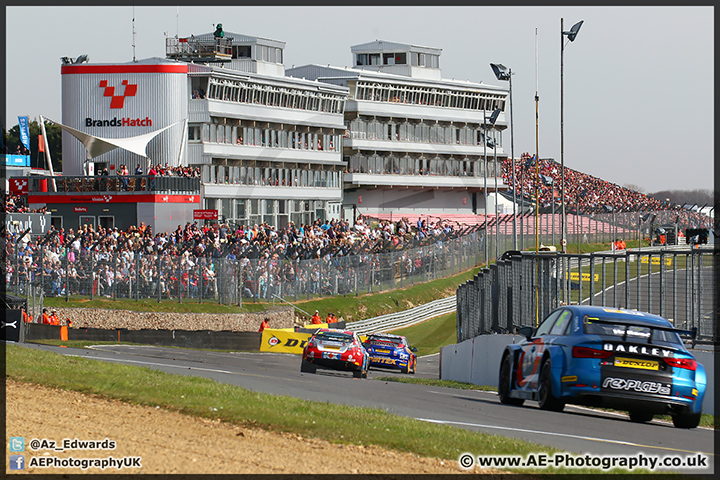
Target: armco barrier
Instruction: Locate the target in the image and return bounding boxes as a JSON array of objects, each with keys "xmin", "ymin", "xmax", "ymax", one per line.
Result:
[
  {"xmin": 25, "ymin": 323, "xmax": 261, "ymax": 351},
  {"xmin": 440, "ymin": 335, "xmax": 715, "ymax": 415},
  {"xmin": 348, "ymin": 296, "xmax": 456, "ymax": 335}
]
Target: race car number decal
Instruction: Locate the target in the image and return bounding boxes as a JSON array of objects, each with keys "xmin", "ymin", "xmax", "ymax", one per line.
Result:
[
  {"xmin": 601, "ymin": 377, "xmax": 671, "ymax": 395},
  {"xmin": 614, "ymin": 357, "xmax": 659, "ymax": 370}
]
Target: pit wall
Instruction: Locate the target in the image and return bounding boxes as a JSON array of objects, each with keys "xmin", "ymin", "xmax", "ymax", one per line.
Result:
[{"xmin": 440, "ymin": 335, "xmax": 715, "ymax": 415}]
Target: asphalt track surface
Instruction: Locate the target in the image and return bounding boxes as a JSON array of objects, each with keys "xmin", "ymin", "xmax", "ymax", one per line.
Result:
[{"xmin": 17, "ymin": 342, "xmax": 714, "ymax": 474}]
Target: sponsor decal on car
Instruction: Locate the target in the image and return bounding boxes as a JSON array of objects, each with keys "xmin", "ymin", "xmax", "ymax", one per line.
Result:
[
  {"xmin": 614, "ymin": 357, "xmax": 659, "ymax": 370},
  {"xmin": 322, "ymin": 352, "xmax": 341, "ymax": 360},
  {"xmin": 371, "ymin": 356, "xmax": 399, "ymax": 365},
  {"xmin": 562, "ymin": 375, "xmax": 578, "ymax": 382},
  {"xmin": 601, "ymin": 377, "xmax": 671, "ymax": 395},
  {"xmin": 603, "ymin": 343, "xmax": 674, "ymax": 358}
]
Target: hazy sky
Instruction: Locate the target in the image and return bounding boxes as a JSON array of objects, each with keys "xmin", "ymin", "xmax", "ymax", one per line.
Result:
[{"xmin": 5, "ymin": 5, "xmax": 714, "ymax": 193}]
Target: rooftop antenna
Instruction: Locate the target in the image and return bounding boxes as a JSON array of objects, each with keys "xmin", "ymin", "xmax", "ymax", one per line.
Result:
[{"xmin": 132, "ymin": 4, "xmax": 137, "ymax": 62}]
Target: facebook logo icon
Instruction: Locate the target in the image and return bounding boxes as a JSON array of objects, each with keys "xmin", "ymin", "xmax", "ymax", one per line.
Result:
[{"xmin": 10, "ymin": 455, "xmax": 25, "ymax": 470}]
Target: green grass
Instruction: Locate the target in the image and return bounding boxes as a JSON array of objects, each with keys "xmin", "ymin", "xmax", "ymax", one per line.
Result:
[
  {"xmin": 376, "ymin": 377, "xmax": 497, "ymax": 392},
  {"xmin": 42, "ymin": 266, "xmax": 484, "ymax": 324},
  {"xmin": 42, "ymin": 295, "xmax": 270, "ymax": 314},
  {"xmin": 5, "ymin": 344, "xmax": 643, "ymax": 473},
  {"xmin": 388, "ymin": 312, "xmax": 458, "ymax": 357}
]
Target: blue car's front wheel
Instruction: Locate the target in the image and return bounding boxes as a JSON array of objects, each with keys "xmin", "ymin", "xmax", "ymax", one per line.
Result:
[{"xmin": 499, "ymin": 355, "xmax": 524, "ymax": 406}]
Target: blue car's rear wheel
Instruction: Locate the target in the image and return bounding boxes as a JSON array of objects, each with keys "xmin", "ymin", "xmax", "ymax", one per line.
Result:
[
  {"xmin": 672, "ymin": 410, "xmax": 701, "ymax": 429},
  {"xmin": 537, "ymin": 359, "xmax": 564, "ymax": 412}
]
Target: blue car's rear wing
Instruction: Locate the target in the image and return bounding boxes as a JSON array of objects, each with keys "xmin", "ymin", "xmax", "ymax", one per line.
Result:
[{"xmin": 583, "ymin": 315, "xmax": 697, "ymax": 347}]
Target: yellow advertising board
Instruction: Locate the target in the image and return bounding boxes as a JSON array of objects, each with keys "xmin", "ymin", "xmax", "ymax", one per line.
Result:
[
  {"xmin": 567, "ymin": 272, "xmax": 599, "ymax": 282},
  {"xmin": 640, "ymin": 257, "xmax": 673, "ymax": 266},
  {"xmin": 260, "ymin": 328, "xmax": 312, "ymax": 355}
]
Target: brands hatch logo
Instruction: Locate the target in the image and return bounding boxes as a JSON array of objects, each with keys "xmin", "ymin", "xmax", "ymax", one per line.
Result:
[
  {"xmin": 100, "ymin": 80, "xmax": 137, "ymax": 109},
  {"xmin": 267, "ymin": 336, "xmax": 280, "ymax": 347},
  {"xmin": 88, "ymin": 79, "xmax": 152, "ymax": 127}
]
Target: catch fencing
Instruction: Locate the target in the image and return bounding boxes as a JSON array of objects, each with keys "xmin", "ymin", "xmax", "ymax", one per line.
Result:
[
  {"xmin": 9, "ymin": 230, "xmax": 483, "ymax": 321},
  {"xmin": 456, "ymin": 246, "xmax": 719, "ymax": 345}
]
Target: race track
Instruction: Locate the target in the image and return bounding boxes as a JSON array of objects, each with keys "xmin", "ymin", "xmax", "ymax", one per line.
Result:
[{"xmin": 17, "ymin": 342, "xmax": 714, "ymax": 474}]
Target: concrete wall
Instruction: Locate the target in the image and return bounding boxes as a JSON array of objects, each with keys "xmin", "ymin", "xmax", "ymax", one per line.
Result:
[{"xmin": 440, "ymin": 335, "xmax": 715, "ymax": 415}]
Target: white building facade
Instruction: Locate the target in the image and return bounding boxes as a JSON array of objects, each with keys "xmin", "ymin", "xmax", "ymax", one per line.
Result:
[
  {"xmin": 287, "ymin": 40, "xmax": 509, "ymax": 219},
  {"xmin": 60, "ymin": 30, "xmax": 349, "ymax": 228}
]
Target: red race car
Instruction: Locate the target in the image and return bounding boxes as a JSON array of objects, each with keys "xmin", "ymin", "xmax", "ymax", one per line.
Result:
[{"xmin": 301, "ymin": 328, "xmax": 369, "ymax": 378}]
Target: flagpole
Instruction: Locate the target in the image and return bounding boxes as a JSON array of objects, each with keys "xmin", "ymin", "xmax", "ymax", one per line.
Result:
[{"xmin": 39, "ymin": 116, "xmax": 57, "ymax": 192}]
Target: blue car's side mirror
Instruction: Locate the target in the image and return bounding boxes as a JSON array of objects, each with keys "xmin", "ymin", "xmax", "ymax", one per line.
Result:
[{"xmin": 518, "ymin": 326, "xmax": 534, "ymax": 341}]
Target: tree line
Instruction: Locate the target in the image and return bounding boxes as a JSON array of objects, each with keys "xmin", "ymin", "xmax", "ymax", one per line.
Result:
[{"xmin": 2, "ymin": 119, "xmax": 63, "ymax": 171}]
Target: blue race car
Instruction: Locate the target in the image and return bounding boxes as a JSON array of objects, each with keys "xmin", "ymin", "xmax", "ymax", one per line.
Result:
[
  {"xmin": 498, "ymin": 305, "xmax": 706, "ymax": 428},
  {"xmin": 363, "ymin": 333, "xmax": 418, "ymax": 374}
]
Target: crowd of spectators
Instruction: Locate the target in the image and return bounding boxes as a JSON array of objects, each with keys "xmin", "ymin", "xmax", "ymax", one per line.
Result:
[
  {"xmin": 502, "ymin": 154, "xmax": 712, "ymax": 229},
  {"xmin": 4, "ymin": 215, "xmax": 470, "ymax": 301},
  {"xmin": 3, "ymin": 194, "xmax": 47, "ymax": 214},
  {"xmin": 502, "ymin": 154, "xmax": 674, "ymax": 213}
]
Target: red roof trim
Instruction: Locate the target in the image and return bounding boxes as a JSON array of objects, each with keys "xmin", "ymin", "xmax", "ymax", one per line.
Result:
[{"xmin": 62, "ymin": 64, "xmax": 188, "ymax": 75}]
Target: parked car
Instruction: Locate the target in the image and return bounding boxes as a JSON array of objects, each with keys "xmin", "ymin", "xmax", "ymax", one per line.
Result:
[
  {"xmin": 363, "ymin": 333, "xmax": 418, "ymax": 374},
  {"xmin": 301, "ymin": 328, "xmax": 369, "ymax": 378},
  {"xmin": 498, "ymin": 305, "xmax": 706, "ymax": 428}
]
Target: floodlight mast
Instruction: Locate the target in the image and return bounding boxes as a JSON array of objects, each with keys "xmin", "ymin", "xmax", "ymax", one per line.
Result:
[
  {"xmin": 490, "ymin": 63, "xmax": 517, "ymax": 250},
  {"xmin": 560, "ymin": 18, "xmax": 583, "ymax": 254}
]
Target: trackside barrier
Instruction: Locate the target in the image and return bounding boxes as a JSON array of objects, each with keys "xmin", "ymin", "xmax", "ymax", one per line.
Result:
[
  {"xmin": 260, "ymin": 328, "xmax": 311, "ymax": 355},
  {"xmin": 456, "ymin": 246, "xmax": 718, "ymax": 345},
  {"xmin": 348, "ymin": 296, "xmax": 457, "ymax": 335},
  {"xmin": 25, "ymin": 323, "xmax": 261, "ymax": 351}
]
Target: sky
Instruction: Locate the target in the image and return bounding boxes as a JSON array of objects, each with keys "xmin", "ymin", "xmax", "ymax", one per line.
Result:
[{"xmin": 4, "ymin": 5, "xmax": 714, "ymax": 193}]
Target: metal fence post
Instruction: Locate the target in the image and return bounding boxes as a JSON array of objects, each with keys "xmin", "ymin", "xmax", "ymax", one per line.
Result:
[{"xmin": 157, "ymin": 253, "xmax": 162, "ymax": 304}]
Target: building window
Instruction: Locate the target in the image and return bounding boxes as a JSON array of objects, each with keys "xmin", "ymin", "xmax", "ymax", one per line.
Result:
[{"xmin": 188, "ymin": 124, "xmax": 201, "ymax": 143}]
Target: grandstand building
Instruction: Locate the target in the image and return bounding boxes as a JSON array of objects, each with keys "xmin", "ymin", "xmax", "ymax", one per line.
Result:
[
  {"xmin": 23, "ymin": 31, "xmax": 509, "ymax": 232},
  {"xmin": 287, "ymin": 40, "xmax": 509, "ymax": 220},
  {"xmin": 47, "ymin": 29, "xmax": 347, "ymax": 231}
]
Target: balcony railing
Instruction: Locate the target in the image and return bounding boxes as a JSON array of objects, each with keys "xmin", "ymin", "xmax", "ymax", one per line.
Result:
[{"xmin": 21, "ymin": 175, "xmax": 201, "ymax": 195}]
